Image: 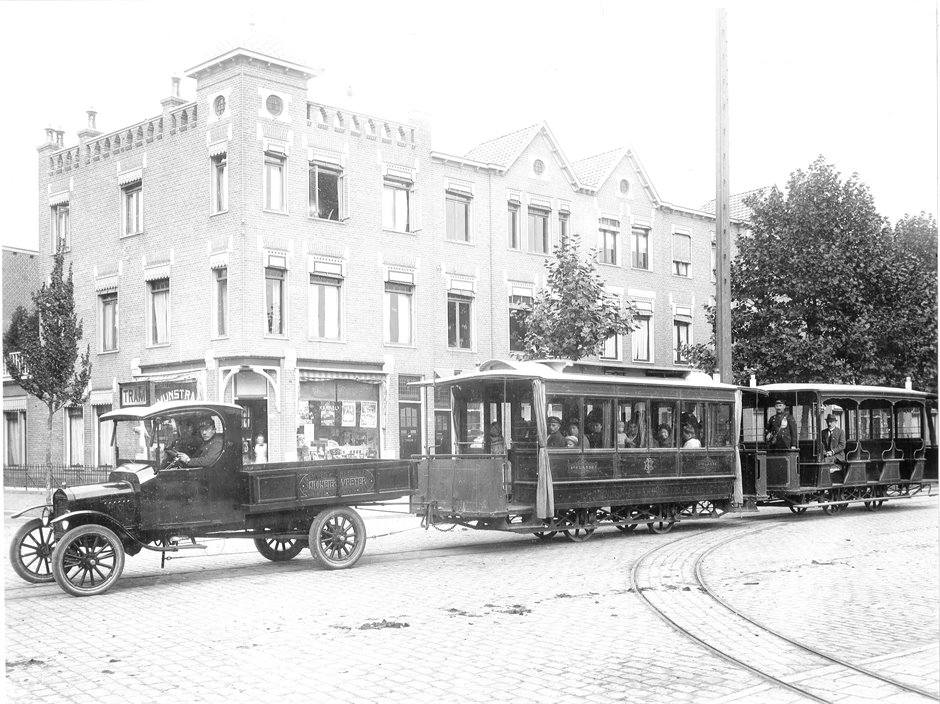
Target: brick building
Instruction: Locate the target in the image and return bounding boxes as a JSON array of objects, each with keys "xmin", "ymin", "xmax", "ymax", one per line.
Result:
[{"xmin": 4, "ymin": 40, "xmax": 744, "ymax": 468}]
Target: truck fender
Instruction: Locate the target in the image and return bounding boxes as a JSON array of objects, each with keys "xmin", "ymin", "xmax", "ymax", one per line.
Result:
[
  {"xmin": 11, "ymin": 504, "xmax": 51, "ymax": 520},
  {"xmin": 50, "ymin": 510, "xmax": 144, "ymax": 548}
]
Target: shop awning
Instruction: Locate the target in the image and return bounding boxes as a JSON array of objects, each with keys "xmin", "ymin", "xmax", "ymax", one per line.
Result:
[{"xmin": 299, "ymin": 369, "xmax": 386, "ymax": 384}]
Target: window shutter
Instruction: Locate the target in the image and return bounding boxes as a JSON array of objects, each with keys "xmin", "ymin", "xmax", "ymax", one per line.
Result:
[
  {"xmin": 410, "ymin": 187, "xmax": 422, "ymax": 232},
  {"xmin": 340, "ymin": 173, "xmax": 349, "ymax": 221}
]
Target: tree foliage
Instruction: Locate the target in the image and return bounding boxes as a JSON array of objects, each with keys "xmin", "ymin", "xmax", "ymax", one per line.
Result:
[
  {"xmin": 684, "ymin": 157, "xmax": 937, "ymax": 391},
  {"xmin": 517, "ymin": 234, "xmax": 637, "ymax": 361},
  {"xmin": 3, "ymin": 248, "xmax": 92, "ymax": 493}
]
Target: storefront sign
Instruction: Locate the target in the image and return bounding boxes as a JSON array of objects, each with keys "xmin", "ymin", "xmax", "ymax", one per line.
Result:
[
  {"xmin": 119, "ymin": 382, "xmax": 150, "ymax": 408},
  {"xmin": 154, "ymin": 380, "xmax": 198, "ymax": 404}
]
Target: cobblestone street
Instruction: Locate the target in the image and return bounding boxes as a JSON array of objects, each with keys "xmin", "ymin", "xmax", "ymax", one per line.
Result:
[{"xmin": 5, "ymin": 490, "xmax": 938, "ymax": 703}]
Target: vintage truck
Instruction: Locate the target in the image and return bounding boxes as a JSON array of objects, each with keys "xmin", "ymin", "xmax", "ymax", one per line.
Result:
[{"xmin": 9, "ymin": 401, "xmax": 413, "ymax": 597}]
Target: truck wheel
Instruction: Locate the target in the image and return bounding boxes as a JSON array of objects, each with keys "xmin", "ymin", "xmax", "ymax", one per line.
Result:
[
  {"xmin": 308, "ymin": 507, "xmax": 366, "ymax": 570},
  {"xmin": 52, "ymin": 525, "xmax": 125, "ymax": 597},
  {"xmin": 10, "ymin": 518, "xmax": 57, "ymax": 584},
  {"xmin": 254, "ymin": 537, "xmax": 305, "ymax": 562}
]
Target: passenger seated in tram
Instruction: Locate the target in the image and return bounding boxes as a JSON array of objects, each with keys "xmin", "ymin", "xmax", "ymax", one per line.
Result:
[
  {"xmin": 546, "ymin": 417, "xmax": 565, "ymax": 447},
  {"xmin": 655, "ymin": 423, "xmax": 673, "ymax": 448},
  {"xmin": 617, "ymin": 421, "xmax": 640, "ymax": 448},
  {"xmin": 486, "ymin": 422, "xmax": 506, "ymax": 455},
  {"xmin": 681, "ymin": 423, "xmax": 702, "ymax": 449},
  {"xmin": 819, "ymin": 413, "xmax": 846, "ymax": 482},
  {"xmin": 586, "ymin": 417, "xmax": 605, "ymax": 448},
  {"xmin": 566, "ymin": 422, "xmax": 589, "ymax": 448}
]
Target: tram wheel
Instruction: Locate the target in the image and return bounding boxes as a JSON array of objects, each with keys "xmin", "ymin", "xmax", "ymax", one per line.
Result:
[
  {"xmin": 646, "ymin": 520, "xmax": 675, "ymax": 534},
  {"xmin": 533, "ymin": 531, "xmax": 557, "ymax": 541},
  {"xmin": 563, "ymin": 527, "xmax": 595, "ymax": 543},
  {"xmin": 616, "ymin": 523, "xmax": 638, "ymax": 533},
  {"xmin": 788, "ymin": 505, "xmax": 808, "ymax": 515}
]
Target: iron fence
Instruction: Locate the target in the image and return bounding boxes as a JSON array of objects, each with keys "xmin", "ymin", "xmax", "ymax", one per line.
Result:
[{"xmin": 3, "ymin": 464, "xmax": 112, "ymax": 490}]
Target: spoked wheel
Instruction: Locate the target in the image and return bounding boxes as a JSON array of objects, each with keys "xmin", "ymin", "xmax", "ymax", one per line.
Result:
[
  {"xmin": 9, "ymin": 518, "xmax": 57, "ymax": 584},
  {"xmin": 533, "ymin": 531, "xmax": 557, "ymax": 541},
  {"xmin": 616, "ymin": 523, "xmax": 638, "ymax": 533},
  {"xmin": 611, "ymin": 506, "xmax": 638, "ymax": 533},
  {"xmin": 864, "ymin": 486, "xmax": 885, "ymax": 511},
  {"xmin": 254, "ymin": 536, "xmax": 306, "ymax": 562},
  {"xmin": 788, "ymin": 504, "xmax": 808, "ymax": 515},
  {"xmin": 647, "ymin": 520, "xmax": 675, "ymax": 534},
  {"xmin": 308, "ymin": 507, "xmax": 366, "ymax": 570},
  {"xmin": 563, "ymin": 509, "xmax": 597, "ymax": 543},
  {"xmin": 52, "ymin": 525, "xmax": 126, "ymax": 597}
]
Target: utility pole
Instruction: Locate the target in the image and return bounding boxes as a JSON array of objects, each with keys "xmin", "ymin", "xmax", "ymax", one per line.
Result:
[{"xmin": 715, "ymin": 8, "xmax": 733, "ymax": 383}]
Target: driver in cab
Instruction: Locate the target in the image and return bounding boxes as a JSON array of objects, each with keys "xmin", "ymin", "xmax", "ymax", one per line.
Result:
[{"xmin": 174, "ymin": 417, "xmax": 224, "ymax": 468}]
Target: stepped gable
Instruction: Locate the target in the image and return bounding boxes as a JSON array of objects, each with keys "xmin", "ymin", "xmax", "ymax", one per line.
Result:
[
  {"xmin": 464, "ymin": 124, "xmax": 541, "ymax": 167},
  {"xmin": 571, "ymin": 147, "xmax": 626, "ymax": 189},
  {"xmin": 701, "ymin": 187, "xmax": 771, "ymax": 221}
]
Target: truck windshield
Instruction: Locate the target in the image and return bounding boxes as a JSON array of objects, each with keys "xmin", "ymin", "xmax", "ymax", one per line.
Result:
[{"xmin": 111, "ymin": 412, "xmax": 219, "ymax": 467}]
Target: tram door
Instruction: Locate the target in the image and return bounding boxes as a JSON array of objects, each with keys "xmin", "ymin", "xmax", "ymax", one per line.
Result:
[{"xmin": 399, "ymin": 404, "xmax": 421, "ymax": 459}]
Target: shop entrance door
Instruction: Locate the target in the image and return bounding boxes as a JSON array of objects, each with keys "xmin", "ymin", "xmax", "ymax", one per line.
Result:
[
  {"xmin": 399, "ymin": 403, "xmax": 421, "ymax": 459},
  {"xmin": 235, "ymin": 398, "xmax": 268, "ymax": 464}
]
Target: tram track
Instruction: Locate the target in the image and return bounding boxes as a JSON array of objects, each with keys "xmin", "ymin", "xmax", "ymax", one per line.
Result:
[{"xmin": 630, "ymin": 523, "xmax": 939, "ymax": 703}]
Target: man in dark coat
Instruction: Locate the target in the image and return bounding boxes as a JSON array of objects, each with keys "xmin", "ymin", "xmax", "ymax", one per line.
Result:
[
  {"xmin": 819, "ymin": 413, "xmax": 847, "ymax": 478},
  {"xmin": 765, "ymin": 399, "xmax": 798, "ymax": 449},
  {"xmin": 178, "ymin": 417, "xmax": 224, "ymax": 468},
  {"xmin": 546, "ymin": 417, "xmax": 565, "ymax": 447}
]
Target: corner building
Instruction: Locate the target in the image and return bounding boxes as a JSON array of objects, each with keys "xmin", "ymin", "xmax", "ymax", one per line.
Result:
[{"xmin": 15, "ymin": 41, "xmax": 744, "ymax": 468}]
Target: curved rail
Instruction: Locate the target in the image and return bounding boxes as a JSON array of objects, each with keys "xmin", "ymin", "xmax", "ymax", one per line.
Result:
[{"xmin": 630, "ymin": 524, "xmax": 939, "ymax": 703}]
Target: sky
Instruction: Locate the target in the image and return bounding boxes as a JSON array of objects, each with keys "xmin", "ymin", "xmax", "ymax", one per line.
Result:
[{"xmin": 0, "ymin": 0, "xmax": 936, "ymax": 252}]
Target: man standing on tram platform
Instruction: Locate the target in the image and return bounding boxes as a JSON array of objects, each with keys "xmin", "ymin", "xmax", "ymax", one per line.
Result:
[{"xmin": 765, "ymin": 399, "xmax": 798, "ymax": 449}]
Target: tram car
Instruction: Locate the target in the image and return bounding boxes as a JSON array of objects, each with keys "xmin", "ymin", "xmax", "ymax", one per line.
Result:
[
  {"xmin": 410, "ymin": 359, "xmax": 743, "ymax": 539},
  {"xmin": 740, "ymin": 383, "xmax": 937, "ymax": 514}
]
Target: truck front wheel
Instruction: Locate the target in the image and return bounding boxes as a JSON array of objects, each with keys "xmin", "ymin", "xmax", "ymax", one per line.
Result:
[
  {"xmin": 10, "ymin": 518, "xmax": 57, "ymax": 584},
  {"xmin": 254, "ymin": 536, "xmax": 306, "ymax": 562},
  {"xmin": 308, "ymin": 507, "xmax": 366, "ymax": 570},
  {"xmin": 53, "ymin": 525, "xmax": 126, "ymax": 597}
]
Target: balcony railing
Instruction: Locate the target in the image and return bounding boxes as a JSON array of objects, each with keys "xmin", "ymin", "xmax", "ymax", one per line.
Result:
[{"xmin": 3, "ymin": 351, "xmax": 28, "ymax": 379}]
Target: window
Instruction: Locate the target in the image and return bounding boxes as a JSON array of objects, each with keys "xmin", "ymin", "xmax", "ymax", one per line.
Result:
[
  {"xmin": 509, "ymin": 293, "xmax": 533, "ymax": 352},
  {"xmin": 680, "ymin": 402, "xmax": 705, "ymax": 449},
  {"xmin": 599, "ymin": 217, "xmax": 619, "ymax": 265},
  {"xmin": 674, "ymin": 320, "xmax": 690, "ymax": 363},
  {"xmin": 631, "ymin": 226, "xmax": 649, "ymax": 269},
  {"xmin": 673, "ymin": 233, "xmax": 691, "ymax": 277},
  {"xmin": 651, "ymin": 400, "xmax": 677, "ymax": 448},
  {"xmin": 601, "ymin": 334, "xmax": 620, "ymax": 360},
  {"xmin": 4, "ymin": 411, "xmax": 26, "ymax": 466},
  {"xmin": 265, "ymin": 266, "xmax": 286, "ymax": 335},
  {"xmin": 211, "ymin": 154, "xmax": 228, "ymax": 213},
  {"xmin": 213, "ymin": 268, "xmax": 228, "ymax": 337},
  {"xmin": 309, "ymin": 273, "xmax": 342, "ymax": 340},
  {"xmin": 711, "ymin": 239, "xmax": 717, "ymax": 282},
  {"xmin": 557, "ymin": 211, "xmax": 569, "ymax": 248},
  {"xmin": 708, "ymin": 403, "xmax": 734, "ymax": 447},
  {"xmin": 383, "ymin": 178, "xmax": 415, "ymax": 232},
  {"xmin": 52, "ymin": 203, "xmax": 70, "ymax": 252},
  {"xmin": 446, "ymin": 190, "xmax": 472, "ymax": 242},
  {"xmin": 508, "ymin": 202, "xmax": 521, "ymax": 250},
  {"xmin": 123, "ymin": 182, "xmax": 142, "ymax": 235},
  {"xmin": 67, "ymin": 406, "xmax": 84, "ymax": 466},
  {"xmin": 148, "ymin": 278, "xmax": 169, "ymax": 345},
  {"xmin": 385, "ymin": 281, "xmax": 414, "ymax": 345},
  {"xmin": 528, "ymin": 207, "xmax": 550, "ymax": 254},
  {"xmin": 96, "ymin": 405, "xmax": 114, "ymax": 467},
  {"xmin": 632, "ymin": 314, "xmax": 651, "ymax": 362},
  {"xmin": 264, "ymin": 152, "xmax": 286, "ymax": 212},
  {"xmin": 447, "ymin": 293, "xmax": 473, "ymax": 350},
  {"xmin": 99, "ymin": 291, "xmax": 118, "ymax": 352},
  {"xmin": 309, "ymin": 162, "xmax": 344, "ymax": 220}
]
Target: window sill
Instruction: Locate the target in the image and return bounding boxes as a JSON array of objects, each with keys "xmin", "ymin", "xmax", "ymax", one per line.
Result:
[
  {"xmin": 264, "ymin": 334, "xmax": 289, "ymax": 340},
  {"xmin": 309, "ymin": 337, "xmax": 345, "ymax": 344},
  {"xmin": 147, "ymin": 342, "xmax": 171, "ymax": 349},
  {"xmin": 120, "ymin": 231, "xmax": 143, "ymax": 240},
  {"xmin": 384, "ymin": 341, "xmax": 416, "ymax": 349},
  {"xmin": 97, "ymin": 349, "xmax": 119, "ymax": 356},
  {"xmin": 211, "ymin": 335, "xmax": 230, "ymax": 341},
  {"xmin": 629, "ymin": 266, "xmax": 652, "ymax": 273},
  {"xmin": 262, "ymin": 208, "xmax": 290, "ymax": 216},
  {"xmin": 597, "ymin": 261, "xmax": 620, "ymax": 269},
  {"xmin": 309, "ymin": 215, "xmax": 346, "ymax": 224},
  {"xmin": 446, "ymin": 347, "xmax": 475, "ymax": 353},
  {"xmin": 210, "ymin": 209, "xmax": 229, "ymax": 217},
  {"xmin": 383, "ymin": 227, "xmax": 416, "ymax": 236},
  {"xmin": 444, "ymin": 238, "xmax": 474, "ymax": 246}
]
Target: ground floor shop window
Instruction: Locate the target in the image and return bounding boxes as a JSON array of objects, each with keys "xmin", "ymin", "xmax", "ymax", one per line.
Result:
[
  {"xmin": 297, "ymin": 379, "xmax": 380, "ymax": 460},
  {"xmin": 4, "ymin": 410, "xmax": 26, "ymax": 466}
]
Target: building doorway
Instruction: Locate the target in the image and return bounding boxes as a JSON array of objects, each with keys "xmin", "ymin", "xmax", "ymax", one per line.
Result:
[{"xmin": 399, "ymin": 403, "xmax": 421, "ymax": 459}]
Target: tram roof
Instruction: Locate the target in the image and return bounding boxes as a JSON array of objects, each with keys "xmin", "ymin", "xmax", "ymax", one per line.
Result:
[
  {"xmin": 100, "ymin": 401, "xmax": 243, "ymax": 422},
  {"xmin": 759, "ymin": 383, "xmax": 934, "ymax": 401},
  {"xmin": 420, "ymin": 359, "xmax": 743, "ymax": 392}
]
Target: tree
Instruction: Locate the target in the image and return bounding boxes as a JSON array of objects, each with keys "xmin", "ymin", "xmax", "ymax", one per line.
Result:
[
  {"xmin": 3, "ymin": 248, "xmax": 92, "ymax": 496},
  {"xmin": 684, "ymin": 157, "xmax": 938, "ymax": 391},
  {"xmin": 516, "ymin": 233, "xmax": 637, "ymax": 361}
]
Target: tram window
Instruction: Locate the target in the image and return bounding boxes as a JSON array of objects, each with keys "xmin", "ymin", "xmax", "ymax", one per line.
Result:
[
  {"xmin": 791, "ymin": 403, "xmax": 815, "ymax": 441},
  {"xmin": 895, "ymin": 404, "xmax": 922, "ymax": 439},
  {"xmin": 741, "ymin": 407, "xmax": 764, "ymax": 443},
  {"xmin": 584, "ymin": 399, "xmax": 613, "ymax": 449},
  {"xmin": 680, "ymin": 402, "xmax": 704, "ymax": 448},
  {"xmin": 861, "ymin": 406, "xmax": 892, "ymax": 440},
  {"xmin": 651, "ymin": 401, "xmax": 676, "ymax": 448},
  {"xmin": 546, "ymin": 396, "xmax": 581, "ymax": 449},
  {"xmin": 617, "ymin": 400, "xmax": 647, "ymax": 449},
  {"xmin": 823, "ymin": 400, "xmax": 856, "ymax": 441},
  {"xmin": 707, "ymin": 403, "xmax": 733, "ymax": 447},
  {"xmin": 511, "ymin": 402, "xmax": 536, "ymax": 444}
]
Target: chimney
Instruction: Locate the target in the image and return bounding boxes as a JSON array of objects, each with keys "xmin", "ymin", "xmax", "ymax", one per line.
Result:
[
  {"xmin": 905, "ymin": 376, "xmax": 912, "ymax": 390},
  {"xmin": 161, "ymin": 75, "xmax": 188, "ymax": 113},
  {"xmin": 37, "ymin": 126, "xmax": 58, "ymax": 156},
  {"xmin": 55, "ymin": 129, "xmax": 65, "ymax": 147},
  {"xmin": 749, "ymin": 374, "xmax": 757, "ymax": 388},
  {"xmin": 78, "ymin": 109, "xmax": 102, "ymax": 144}
]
